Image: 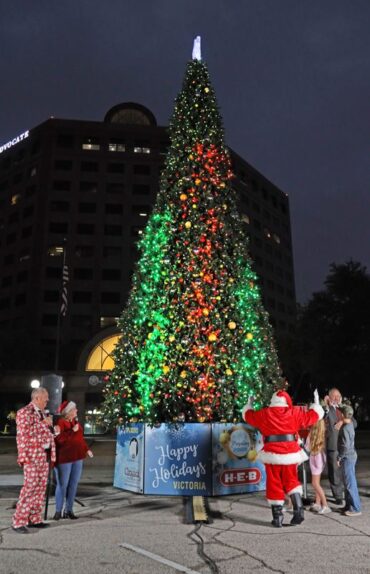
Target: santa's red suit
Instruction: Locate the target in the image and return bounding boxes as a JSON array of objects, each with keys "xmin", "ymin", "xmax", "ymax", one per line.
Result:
[
  {"xmin": 12, "ymin": 403, "xmax": 56, "ymax": 529},
  {"xmin": 242, "ymin": 390, "xmax": 324, "ymax": 527}
]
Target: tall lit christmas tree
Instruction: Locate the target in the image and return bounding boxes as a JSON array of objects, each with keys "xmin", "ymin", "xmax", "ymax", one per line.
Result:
[{"xmin": 103, "ymin": 38, "xmax": 283, "ymax": 427}]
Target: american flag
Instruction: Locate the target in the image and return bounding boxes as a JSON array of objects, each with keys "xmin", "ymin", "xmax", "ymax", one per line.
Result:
[{"xmin": 60, "ymin": 264, "xmax": 69, "ymax": 316}]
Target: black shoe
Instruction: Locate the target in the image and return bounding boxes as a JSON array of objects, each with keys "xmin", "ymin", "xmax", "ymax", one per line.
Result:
[
  {"xmin": 63, "ymin": 511, "xmax": 79, "ymax": 519},
  {"xmin": 12, "ymin": 526, "xmax": 29, "ymax": 534},
  {"xmin": 27, "ymin": 522, "xmax": 50, "ymax": 529},
  {"xmin": 335, "ymin": 498, "xmax": 344, "ymax": 506},
  {"xmin": 53, "ymin": 512, "xmax": 62, "ymax": 521},
  {"xmin": 290, "ymin": 493, "xmax": 305, "ymax": 525},
  {"xmin": 271, "ymin": 505, "xmax": 284, "ymax": 528}
]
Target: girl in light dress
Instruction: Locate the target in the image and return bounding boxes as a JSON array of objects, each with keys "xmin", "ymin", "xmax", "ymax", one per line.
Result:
[{"xmin": 306, "ymin": 418, "xmax": 331, "ymax": 514}]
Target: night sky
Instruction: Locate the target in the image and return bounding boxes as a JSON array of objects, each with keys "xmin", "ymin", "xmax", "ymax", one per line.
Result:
[{"xmin": 1, "ymin": 1, "xmax": 369, "ymax": 302}]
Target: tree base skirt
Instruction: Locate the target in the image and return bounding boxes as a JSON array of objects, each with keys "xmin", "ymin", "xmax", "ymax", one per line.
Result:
[{"xmin": 114, "ymin": 422, "xmax": 266, "ymax": 496}]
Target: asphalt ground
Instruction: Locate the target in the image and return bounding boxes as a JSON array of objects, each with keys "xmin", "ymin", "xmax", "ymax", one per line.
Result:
[{"xmin": 0, "ymin": 433, "xmax": 369, "ymax": 574}]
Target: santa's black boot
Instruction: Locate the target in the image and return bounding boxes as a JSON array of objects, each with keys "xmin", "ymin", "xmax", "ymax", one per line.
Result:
[
  {"xmin": 271, "ymin": 505, "xmax": 284, "ymax": 528},
  {"xmin": 290, "ymin": 493, "xmax": 304, "ymax": 525}
]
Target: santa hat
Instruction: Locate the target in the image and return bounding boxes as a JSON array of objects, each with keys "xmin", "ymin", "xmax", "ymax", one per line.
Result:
[
  {"xmin": 58, "ymin": 400, "xmax": 76, "ymax": 415},
  {"xmin": 269, "ymin": 390, "xmax": 293, "ymax": 408}
]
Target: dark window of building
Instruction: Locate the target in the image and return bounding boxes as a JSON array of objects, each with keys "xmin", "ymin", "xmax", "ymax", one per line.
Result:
[
  {"xmin": 267, "ymin": 279, "xmax": 275, "ymax": 291},
  {"xmin": 133, "ymin": 164, "xmax": 151, "ymax": 175},
  {"xmin": 79, "ymin": 181, "xmax": 97, "ymax": 193},
  {"xmin": 262, "ymin": 188, "xmax": 268, "ymax": 200},
  {"xmin": 6, "ymin": 232, "xmax": 17, "ymax": 245},
  {"xmin": 57, "ymin": 134, "xmax": 74, "ymax": 148},
  {"xmin": 76, "ymin": 245, "xmax": 94, "ymax": 258},
  {"xmin": 103, "ymin": 246, "xmax": 122, "ymax": 257},
  {"xmin": 21, "ymin": 226, "xmax": 32, "ymax": 238},
  {"xmin": 73, "ymin": 291, "xmax": 92, "ymax": 303},
  {"xmin": 50, "ymin": 200, "xmax": 70, "ymax": 212},
  {"xmin": 102, "ymin": 269, "xmax": 121, "ymax": 280},
  {"xmin": 53, "ymin": 180, "xmax": 71, "ymax": 191},
  {"xmin": 81, "ymin": 161, "xmax": 99, "ymax": 172},
  {"xmin": 253, "ymin": 237, "xmax": 262, "ymax": 248},
  {"xmin": 132, "ymin": 205, "xmax": 151, "ymax": 216},
  {"xmin": 100, "ymin": 316, "xmax": 118, "ymax": 328},
  {"xmin": 252, "ymin": 202, "xmax": 260, "ymax": 213},
  {"xmin": 268, "ymin": 298, "xmax": 276, "ymax": 309},
  {"xmin": 13, "ymin": 172, "xmax": 23, "ymax": 184},
  {"xmin": 280, "ymin": 202, "xmax": 287, "ymax": 214},
  {"xmin": 82, "ymin": 137, "xmax": 100, "ymax": 151},
  {"xmin": 71, "ymin": 315, "xmax": 92, "ymax": 327},
  {"xmin": 104, "ymin": 224, "xmax": 122, "ymax": 236},
  {"xmin": 101, "ymin": 292, "xmax": 120, "ymax": 304},
  {"xmin": 19, "ymin": 251, "xmax": 30, "ymax": 262},
  {"xmin": 44, "ymin": 290, "xmax": 59, "ymax": 302},
  {"xmin": 55, "ymin": 160, "xmax": 73, "ymax": 171},
  {"xmin": 265, "ymin": 260, "xmax": 274, "ymax": 272},
  {"xmin": 278, "ymin": 302, "xmax": 286, "ymax": 312},
  {"xmin": 0, "ymin": 296, "xmax": 11, "ymax": 309},
  {"xmin": 0, "ymin": 180, "xmax": 8, "ymax": 192},
  {"xmin": 42, "ymin": 314, "xmax": 58, "ymax": 326},
  {"xmin": 77, "ymin": 223, "xmax": 95, "ymax": 235},
  {"xmin": 105, "ymin": 203, "xmax": 123, "ymax": 215},
  {"xmin": 2, "ymin": 276, "xmax": 12, "ymax": 287},
  {"xmin": 23, "ymin": 205, "xmax": 34, "ymax": 218},
  {"xmin": 253, "ymin": 218, "xmax": 261, "ymax": 230},
  {"xmin": 74, "ymin": 268, "xmax": 93, "ymax": 280},
  {"xmin": 160, "ymin": 142, "xmax": 169, "ymax": 155},
  {"xmin": 107, "ymin": 182, "xmax": 125, "ymax": 194},
  {"xmin": 29, "ymin": 166, "xmax": 37, "ymax": 178},
  {"xmin": 4, "ymin": 254, "xmax": 14, "ymax": 265},
  {"xmin": 8, "ymin": 212, "xmax": 19, "ymax": 224},
  {"xmin": 278, "ymin": 320, "xmax": 287, "ymax": 330},
  {"xmin": 254, "ymin": 256, "xmax": 263, "ymax": 267},
  {"xmin": 31, "ymin": 140, "xmax": 41, "ymax": 155},
  {"xmin": 17, "ymin": 270, "xmax": 28, "ymax": 282},
  {"xmin": 49, "ymin": 222, "xmax": 69, "ymax": 233},
  {"xmin": 271, "ymin": 196, "xmax": 278, "ymax": 208},
  {"xmin": 107, "ymin": 163, "xmax": 125, "ymax": 174},
  {"xmin": 78, "ymin": 202, "xmax": 96, "ymax": 214},
  {"xmin": 26, "ymin": 185, "xmax": 36, "ymax": 197},
  {"xmin": 133, "ymin": 184, "xmax": 150, "ymax": 195},
  {"xmin": 45, "ymin": 267, "xmax": 61, "ymax": 278}
]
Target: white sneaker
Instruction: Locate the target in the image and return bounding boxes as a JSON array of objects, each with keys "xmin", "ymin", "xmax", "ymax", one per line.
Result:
[
  {"xmin": 310, "ymin": 503, "xmax": 321, "ymax": 512},
  {"xmin": 318, "ymin": 506, "xmax": 332, "ymax": 514}
]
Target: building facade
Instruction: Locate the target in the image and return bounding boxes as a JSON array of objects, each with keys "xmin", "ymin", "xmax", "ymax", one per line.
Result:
[{"xmin": 0, "ymin": 103, "xmax": 296, "ymax": 429}]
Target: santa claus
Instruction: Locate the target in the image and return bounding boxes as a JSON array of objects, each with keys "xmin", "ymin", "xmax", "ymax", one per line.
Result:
[{"xmin": 242, "ymin": 388, "xmax": 324, "ymax": 527}]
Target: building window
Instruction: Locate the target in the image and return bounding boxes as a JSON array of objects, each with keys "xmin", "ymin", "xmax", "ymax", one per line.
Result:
[
  {"xmin": 4, "ymin": 254, "xmax": 14, "ymax": 265},
  {"xmin": 29, "ymin": 166, "xmax": 37, "ymax": 177},
  {"xmin": 101, "ymin": 292, "xmax": 120, "ymax": 304},
  {"xmin": 13, "ymin": 172, "xmax": 23, "ymax": 184},
  {"xmin": 82, "ymin": 138, "xmax": 100, "ymax": 151},
  {"xmin": 79, "ymin": 181, "xmax": 97, "ymax": 193},
  {"xmin": 1, "ymin": 276, "xmax": 12, "ymax": 287},
  {"xmin": 104, "ymin": 224, "xmax": 122, "ymax": 236},
  {"xmin": 49, "ymin": 222, "xmax": 69, "ymax": 233},
  {"xmin": 81, "ymin": 161, "xmax": 99, "ymax": 172},
  {"xmin": 273, "ymin": 233, "xmax": 281, "ymax": 244},
  {"xmin": 42, "ymin": 314, "xmax": 58, "ymax": 326},
  {"xmin": 132, "ymin": 184, "xmax": 150, "ymax": 195},
  {"xmin": 76, "ymin": 245, "xmax": 94, "ymax": 258},
  {"xmin": 57, "ymin": 134, "xmax": 74, "ymax": 148},
  {"xmin": 50, "ymin": 200, "xmax": 70, "ymax": 212},
  {"xmin": 55, "ymin": 160, "xmax": 72, "ymax": 171},
  {"xmin": 23, "ymin": 205, "xmax": 35, "ymax": 217},
  {"xmin": 102, "ymin": 269, "xmax": 121, "ymax": 280},
  {"xmin": 107, "ymin": 163, "xmax": 125, "ymax": 174},
  {"xmin": 17, "ymin": 270, "xmax": 28, "ymax": 282},
  {"xmin": 78, "ymin": 202, "xmax": 96, "ymax": 213},
  {"xmin": 105, "ymin": 203, "xmax": 123, "ymax": 214},
  {"xmin": 71, "ymin": 315, "xmax": 92, "ymax": 328},
  {"xmin": 0, "ymin": 297, "xmax": 11, "ymax": 310},
  {"xmin": 45, "ymin": 267, "xmax": 61, "ymax": 278},
  {"xmin": 74, "ymin": 268, "xmax": 94, "ymax": 280},
  {"xmin": 109, "ymin": 140, "xmax": 125, "ymax": 152},
  {"xmin": 133, "ymin": 164, "xmax": 151, "ymax": 175},
  {"xmin": 53, "ymin": 180, "xmax": 71, "ymax": 191},
  {"xmin": 19, "ymin": 252, "xmax": 30, "ymax": 262},
  {"xmin": 100, "ymin": 316, "xmax": 119, "ymax": 328},
  {"xmin": 103, "ymin": 246, "xmax": 122, "ymax": 257},
  {"xmin": 134, "ymin": 146, "xmax": 151, "ymax": 154},
  {"xmin": 131, "ymin": 226, "xmax": 144, "ymax": 237},
  {"xmin": 6, "ymin": 233, "xmax": 17, "ymax": 245},
  {"xmin": 77, "ymin": 223, "xmax": 95, "ymax": 235},
  {"xmin": 21, "ymin": 226, "xmax": 32, "ymax": 238},
  {"xmin": 106, "ymin": 183, "xmax": 125, "ymax": 194},
  {"xmin": 8, "ymin": 212, "xmax": 19, "ymax": 224},
  {"xmin": 85, "ymin": 334, "xmax": 121, "ymax": 371},
  {"xmin": 11, "ymin": 193, "xmax": 21, "ymax": 205},
  {"xmin": 47, "ymin": 246, "xmax": 64, "ymax": 257},
  {"xmin": 73, "ymin": 291, "xmax": 92, "ymax": 303},
  {"xmin": 253, "ymin": 218, "xmax": 261, "ymax": 230},
  {"xmin": 44, "ymin": 290, "xmax": 59, "ymax": 302}
]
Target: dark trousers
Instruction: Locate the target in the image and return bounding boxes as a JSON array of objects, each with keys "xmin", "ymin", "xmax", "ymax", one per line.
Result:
[{"xmin": 327, "ymin": 450, "xmax": 344, "ymax": 500}]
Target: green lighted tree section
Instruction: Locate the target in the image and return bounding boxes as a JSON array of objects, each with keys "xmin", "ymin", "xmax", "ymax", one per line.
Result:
[{"xmin": 102, "ymin": 57, "xmax": 283, "ymax": 426}]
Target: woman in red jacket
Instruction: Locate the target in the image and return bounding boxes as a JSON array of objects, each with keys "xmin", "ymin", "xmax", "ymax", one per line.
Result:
[{"xmin": 53, "ymin": 401, "xmax": 93, "ymax": 520}]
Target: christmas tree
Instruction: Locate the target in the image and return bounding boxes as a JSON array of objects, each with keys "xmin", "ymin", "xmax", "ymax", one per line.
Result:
[{"xmin": 102, "ymin": 39, "xmax": 283, "ymax": 427}]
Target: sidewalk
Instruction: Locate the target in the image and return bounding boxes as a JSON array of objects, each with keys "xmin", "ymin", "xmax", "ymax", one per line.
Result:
[{"xmin": 1, "ymin": 436, "xmax": 370, "ymax": 574}]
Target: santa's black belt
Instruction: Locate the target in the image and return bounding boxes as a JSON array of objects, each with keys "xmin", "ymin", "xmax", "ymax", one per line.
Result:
[{"xmin": 264, "ymin": 434, "xmax": 296, "ymax": 443}]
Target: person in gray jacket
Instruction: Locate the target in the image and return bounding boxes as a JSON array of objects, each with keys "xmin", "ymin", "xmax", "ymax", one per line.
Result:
[
  {"xmin": 337, "ymin": 404, "xmax": 361, "ymax": 516},
  {"xmin": 324, "ymin": 388, "xmax": 345, "ymax": 504}
]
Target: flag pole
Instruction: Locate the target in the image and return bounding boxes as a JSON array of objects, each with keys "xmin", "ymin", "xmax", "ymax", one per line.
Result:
[{"xmin": 54, "ymin": 239, "xmax": 67, "ymax": 372}]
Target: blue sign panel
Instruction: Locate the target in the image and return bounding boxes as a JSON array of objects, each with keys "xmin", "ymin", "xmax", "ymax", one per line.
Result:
[
  {"xmin": 114, "ymin": 423, "xmax": 144, "ymax": 492},
  {"xmin": 144, "ymin": 423, "xmax": 213, "ymax": 496},
  {"xmin": 212, "ymin": 423, "xmax": 266, "ymax": 495}
]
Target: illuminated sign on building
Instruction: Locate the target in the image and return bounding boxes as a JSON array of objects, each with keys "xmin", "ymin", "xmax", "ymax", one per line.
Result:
[{"xmin": 0, "ymin": 130, "xmax": 29, "ymax": 154}]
